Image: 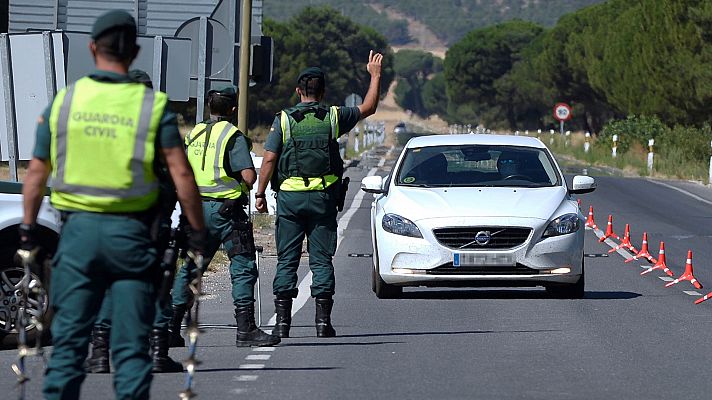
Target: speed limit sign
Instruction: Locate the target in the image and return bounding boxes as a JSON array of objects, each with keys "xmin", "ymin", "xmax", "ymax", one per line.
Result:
[{"xmin": 553, "ymin": 103, "xmax": 572, "ymax": 122}]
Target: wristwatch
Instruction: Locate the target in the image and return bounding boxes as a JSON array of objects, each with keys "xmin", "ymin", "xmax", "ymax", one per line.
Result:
[{"xmin": 254, "ymin": 192, "xmax": 266, "ymax": 199}]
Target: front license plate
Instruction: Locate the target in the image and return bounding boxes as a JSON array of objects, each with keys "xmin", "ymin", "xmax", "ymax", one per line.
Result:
[{"xmin": 453, "ymin": 253, "xmax": 515, "ymax": 267}]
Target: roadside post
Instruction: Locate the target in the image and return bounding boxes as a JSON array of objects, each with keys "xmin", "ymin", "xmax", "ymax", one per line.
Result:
[
  {"xmin": 584, "ymin": 132, "xmax": 591, "ymax": 153},
  {"xmin": 565, "ymin": 131, "xmax": 571, "ymax": 147},
  {"xmin": 612, "ymin": 134, "xmax": 618, "ymax": 158},
  {"xmin": 708, "ymin": 141, "xmax": 712, "ymax": 186},
  {"xmin": 647, "ymin": 139, "xmax": 655, "ymax": 172},
  {"xmin": 537, "ymin": 129, "xmax": 542, "ymax": 138},
  {"xmin": 549, "ymin": 129, "xmax": 555, "ymax": 145}
]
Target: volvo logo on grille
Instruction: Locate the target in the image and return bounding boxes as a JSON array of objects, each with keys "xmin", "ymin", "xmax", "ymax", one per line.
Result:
[{"xmin": 475, "ymin": 231, "xmax": 491, "ymax": 246}]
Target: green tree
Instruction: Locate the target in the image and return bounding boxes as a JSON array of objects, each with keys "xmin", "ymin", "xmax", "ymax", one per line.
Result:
[
  {"xmin": 443, "ymin": 20, "xmax": 544, "ymax": 127},
  {"xmin": 393, "ymin": 49, "xmax": 441, "ymax": 116},
  {"xmin": 421, "ymin": 72, "xmax": 448, "ymax": 117},
  {"xmin": 250, "ymin": 7, "xmax": 395, "ymax": 126}
]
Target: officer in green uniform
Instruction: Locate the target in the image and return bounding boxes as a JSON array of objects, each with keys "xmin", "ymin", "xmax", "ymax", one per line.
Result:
[
  {"xmin": 169, "ymin": 86, "xmax": 279, "ymax": 347},
  {"xmin": 255, "ymin": 51, "xmax": 383, "ymax": 338},
  {"xmin": 85, "ymin": 69, "xmax": 185, "ymax": 375},
  {"xmin": 20, "ymin": 10, "xmax": 206, "ymax": 399}
]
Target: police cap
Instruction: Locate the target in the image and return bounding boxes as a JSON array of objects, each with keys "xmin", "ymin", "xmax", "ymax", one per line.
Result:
[
  {"xmin": 297, "ymin": 67, "xmax": 325, "ymax": 84},
  {"xmin": 128, "ymin": 69, "xmax": 153, "ymax": 88},
  {"xmin": 208, "ymin": 86, "xmax": 237, "ymax": 100},
  {"xmin": 91, "ymin": 10, "xmax": 137, "ymax": 40}
]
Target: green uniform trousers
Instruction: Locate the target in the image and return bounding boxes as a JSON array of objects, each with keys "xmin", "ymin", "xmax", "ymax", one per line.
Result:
[
  {"xmin": 273, "ymin": 189, "xmax": 338, "ymax": 298},
  {"xmin": 172, "ymin": 200, "xmax": 257, "ymax": 307},
  {"xmin": 95, "ymin": 292, "xmax": 171, "ymax": 330},
  {"xmin": 43, "ymin": 213, "xmax": 157, "ymax": 400}
]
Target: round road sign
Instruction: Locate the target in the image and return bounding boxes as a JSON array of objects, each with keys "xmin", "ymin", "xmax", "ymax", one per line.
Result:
[{"xmin": 553, "ymin": 103, "xmax": 572, "ymax": 122}]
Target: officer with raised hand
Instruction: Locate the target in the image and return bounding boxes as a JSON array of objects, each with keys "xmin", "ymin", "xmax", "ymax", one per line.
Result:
[
  {"xmin": 84, "ymin": 69, "xmax": 185, "ymax": 375},
  {"xmin": 20, "ymin": 10, "xmax": 205, "ymax": 399},
  {"xmin": 169, "ymin": 86, "xmax": 280, "ymax": 347},
  {"xmin": 255, "ymin": 51, "xmax": 383, "ymax": 338}
]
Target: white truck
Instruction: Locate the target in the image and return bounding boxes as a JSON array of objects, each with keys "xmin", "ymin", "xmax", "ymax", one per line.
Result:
[{"xmin": 0, "ymin": 181, "xmax": 61, "ymax": 348}]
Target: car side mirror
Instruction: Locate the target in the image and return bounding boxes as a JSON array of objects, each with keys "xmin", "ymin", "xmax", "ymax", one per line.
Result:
[
  {"xmin": 569, "ymin": 175, "xmax": 596, "ymax": 194},
  {"xmin": 361, "ymin": 175, "xmax": 385, "ymax": 194}
]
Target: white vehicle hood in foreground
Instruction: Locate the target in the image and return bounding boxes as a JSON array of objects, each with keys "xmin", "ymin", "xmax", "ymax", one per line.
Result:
[{"xmin": 386, "ymin": 186, "xmax": 567, "ymax": 221}]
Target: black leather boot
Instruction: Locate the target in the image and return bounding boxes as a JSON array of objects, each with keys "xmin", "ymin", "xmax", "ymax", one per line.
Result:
[
  {"xmin": 86, "ymin": 327, "xmax": 111, "ymax": 373},
  {"xmin": 150, "ymin": 329, "xmax": 184, "ymax": 373},
  {"xmin": 235, "ymin": 304, "xmax": 281, "ymax": 347},
  {"xmin": 274, "ymin": 297, "xmax": 292, "ymax": 338},
  {"xmin": 315, "ymin": 298, "xmax": 336, "ymax": 338},
  {"xmin": 167, "ymin": 305, "xmax": 186, "ymax": 347}
]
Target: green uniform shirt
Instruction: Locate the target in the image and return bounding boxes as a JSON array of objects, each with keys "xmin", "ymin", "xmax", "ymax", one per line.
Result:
[
  {"xmin": 33, "ymin": 70, "xmax": 182, "ymax": 160},
  {"xmin": 264, "ymin": 102, "xmax": 360, "ymax": 154}
]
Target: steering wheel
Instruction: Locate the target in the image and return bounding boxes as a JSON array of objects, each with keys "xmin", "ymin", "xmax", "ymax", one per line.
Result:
[{"xmin": 503, "ymin": 174, "xmax": 532, "ymax": 181}]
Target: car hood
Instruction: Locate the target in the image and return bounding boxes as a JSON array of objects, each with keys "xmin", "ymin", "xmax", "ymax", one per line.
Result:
[{"xmin": 385, "ymin": 186, "xmax": 567, "ymax": 221}]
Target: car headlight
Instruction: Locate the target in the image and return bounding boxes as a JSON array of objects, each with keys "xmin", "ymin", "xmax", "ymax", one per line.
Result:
[
  {"xmin": 382, "ymin": 213, "xmax": 422, "ymax": 238},
  {"xmin": 543, "ymin": 213, "xmax": 580, "ymax": 238}
]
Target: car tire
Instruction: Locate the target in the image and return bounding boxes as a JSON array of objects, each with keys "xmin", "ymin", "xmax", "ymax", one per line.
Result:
[
  {"xmin": 546, "ymin": 261, "xmax": 585, "ymax": 299},
  {"xmin": 373, "ymin": 268, "xmax": 402, "ymax": 299},
  {"xmin": 0, "ymin": 240, "xmax": 54, "ymax": 349}
]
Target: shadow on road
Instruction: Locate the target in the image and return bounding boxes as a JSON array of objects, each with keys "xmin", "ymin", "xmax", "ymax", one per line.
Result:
[
  {"xmin": 281, "ymin": 341, "xmax": 404, "ymax": 347},
  {"xmin": 337, "ymin": 329, "xmax": 560, "ymax": 339},
  {"xmin": 198, "ymin": 366, "xmax": 340, "ymax": 372},
  {"xmin": 397, "ymin": 289, "xmax": 641, "ymax": 300}
]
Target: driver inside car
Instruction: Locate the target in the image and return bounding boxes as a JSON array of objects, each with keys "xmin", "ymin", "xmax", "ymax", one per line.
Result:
[{"xmin": 497, "ymin": 153, "xmax": 522, "ymax": 179}]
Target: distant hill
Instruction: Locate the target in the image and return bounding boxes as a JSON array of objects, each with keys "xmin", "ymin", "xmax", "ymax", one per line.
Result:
[{"xmin": 264, "ymin": 0, "xmax": 606, "ymax": 46}]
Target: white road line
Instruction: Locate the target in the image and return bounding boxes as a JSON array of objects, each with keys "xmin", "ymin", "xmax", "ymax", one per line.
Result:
[
  {"xmin": 267, "ymin": 148, "xmax": 392, "ymax": 327},
  {"xmin": 246, "ymin": 354, "xmax": 271, "ymax": 361},
  {"xmin": 234, "ymin": 375, "xmax": 259, "ymax": 382},
  {"xmin": 683, "ymin": 290, "xmax": 702, "ymax": 296},
  {"xmin": 239, "ymin": 364, "xmax": 265, "ymax": 369},
  {"xmin": 658, "ymin": 276, "xmax": 674, "ymax": 282},
  {"xmin": 252, "ymin": 347, "xmax": 275, "ymax": 352},
  {"xmin": 645, "ymin": 179, "xmax": 712, "ymax": 207},
  {"xmin": 639, "ymin": 265, "xmax": 648, "ymax": 269}
]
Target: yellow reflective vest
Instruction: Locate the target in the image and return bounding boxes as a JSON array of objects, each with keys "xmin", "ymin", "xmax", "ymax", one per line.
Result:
[
  {"xmin": 185, "ymin": 120, "xmax": 245, "ymax": 199},
  {"xmin": 49, "ymin": 76, "xmax": 167, "ymax": 212}
]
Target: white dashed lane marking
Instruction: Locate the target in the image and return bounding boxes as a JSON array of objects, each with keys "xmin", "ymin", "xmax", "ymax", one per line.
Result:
[
  {"xmin": 239, "ymin": 364, "xmax": 265, "ymax": 369},
  {"xmin": 235, "ymin": 375, "xmax": 259, "ymax": 382},
  {"xmin": 658, "ymin": 276, "xmax": 674, "ymax": 282},
  {"xmin": 253, "ymin": 347, "xmax": 275, "ymax": 352},
  {"xmin": 683, "ymin": 290, "xmax": 702, "ymax": 296},
  {"xmin": 246, "ymin": 354, "xmax": 271, "ymax": 361}
]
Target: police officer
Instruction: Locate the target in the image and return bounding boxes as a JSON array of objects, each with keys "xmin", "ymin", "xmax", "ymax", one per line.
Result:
[
  {"xmin": 255, "ymin": 51, "xmax": 383, "ymax": 338},
  {"xmin": 169, "ymin": 86, "xmax": 280, "ymax": 347},
  {"xmin": 20, "ymin": 10, "xmax": 206, "ymax": 399},
  {"xmin": 84, "ymin": 69, "xmax": 185, "ymax": 375}
]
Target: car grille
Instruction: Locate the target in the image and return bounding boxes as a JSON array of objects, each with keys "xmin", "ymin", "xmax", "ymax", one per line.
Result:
[
  {"xmin": 426, "ymin": 263, "xmax": 539, "ymax": 275},
  {"xmin": 432, "ymin": 227, "xmax": 532, "ymax": 250}
]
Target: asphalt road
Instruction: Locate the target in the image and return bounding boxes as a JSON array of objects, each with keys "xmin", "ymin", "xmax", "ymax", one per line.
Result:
[{"xmin": 2, "ymin": 145, "xmax": 712, "ymax": 399}]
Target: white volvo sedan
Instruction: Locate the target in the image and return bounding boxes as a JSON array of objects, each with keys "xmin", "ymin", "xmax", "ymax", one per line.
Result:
[{"xmin": 361, "ymin": 134, "xmax": 595, "ymax": 299}]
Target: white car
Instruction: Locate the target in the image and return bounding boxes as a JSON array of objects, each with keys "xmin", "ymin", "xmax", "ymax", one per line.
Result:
[{"xmin": 361, "ymin": 134, "xmax": 596, "ymax": 299}]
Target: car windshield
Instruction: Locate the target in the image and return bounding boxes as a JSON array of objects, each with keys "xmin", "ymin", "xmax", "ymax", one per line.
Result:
[{"xmin": 396, "ymin": 144, "xmax": 560, "ymax": 188}]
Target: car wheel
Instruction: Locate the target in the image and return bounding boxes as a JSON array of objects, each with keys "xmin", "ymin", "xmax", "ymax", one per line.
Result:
[
  {"xmin": 373, "ymin": 270, "xmax": 402, "ymax": 299},
  {"xmin": 0, "ymin": 242, "xmax": 53, "ymax": 348},
  {"xmin": 546, "ymin": 261, "xmax": 585, "ymax": 299}
]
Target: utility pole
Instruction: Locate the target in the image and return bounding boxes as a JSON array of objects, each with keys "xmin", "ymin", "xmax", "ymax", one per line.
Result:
[{"xmin": 237, "ymin": 0, "xmax": 252, "ymax": 134}]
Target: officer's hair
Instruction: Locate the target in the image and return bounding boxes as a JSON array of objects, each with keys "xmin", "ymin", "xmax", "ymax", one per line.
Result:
[
  {"xmin": 298, "ymin": 76, "xmax": 325, "ymax": 99},
  {"xmin": 94, "ymin": 27, "xmax": 138, "ymax": 62},
  {"xmin": 208, "ymin": 92, "xmax": 234, "ymax": 116}
]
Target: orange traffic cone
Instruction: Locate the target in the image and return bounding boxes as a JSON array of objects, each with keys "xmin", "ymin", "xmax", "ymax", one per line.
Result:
[
  {"xmin": 585, "ymin": 206, "xmax": 597, "ymax": 230},
  {"xmin": 665, "ymin": 250, "xmax": 702, "ymax": 289},
  {"xmin": 695, "ymin": 292, "xmax": 712, "ymax": 304},
  {"xmin": 599, "ymin": 215, "xmax": 619, "ymax": 242},
  {"xmin": 625, "ymin": 232, "xmax": 656, "ymax": 263},
  {"xmin": 642, "ymin": 241, "xmax": 673, "ymax": 276},
  {"xmin": 608, "ymin": 224, "xmax": 636, "ymax": 253}
]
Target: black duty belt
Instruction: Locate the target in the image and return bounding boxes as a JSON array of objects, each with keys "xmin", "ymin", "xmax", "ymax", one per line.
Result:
[{"xmin": 201, "ymin": 197, "xmax": 227, "ymax": 202}]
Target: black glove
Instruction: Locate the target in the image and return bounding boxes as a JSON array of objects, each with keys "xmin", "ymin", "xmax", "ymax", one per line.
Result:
[
  {"xmin": 18, "ymin": 223, "xmax": 37, "ymax": 251},
  {"xmin": 187, "ymin": 227, "xmax": 208, "ymax": 255}
]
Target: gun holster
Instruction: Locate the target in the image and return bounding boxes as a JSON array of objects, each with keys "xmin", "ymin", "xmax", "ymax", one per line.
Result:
[
  {"xmin": 227, "ymin": 206, "xmax": 255, "ymax": 257},
  {"xmin": 337, "ymin": 177, "xmax": 350, "ymax": 212}
]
